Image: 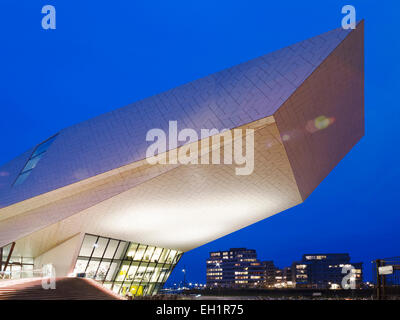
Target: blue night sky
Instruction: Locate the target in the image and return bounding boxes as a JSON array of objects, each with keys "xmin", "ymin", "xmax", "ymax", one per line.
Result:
[{"xmin": 1, "ymin": 1, "xmax": 399, "ymax": 284}]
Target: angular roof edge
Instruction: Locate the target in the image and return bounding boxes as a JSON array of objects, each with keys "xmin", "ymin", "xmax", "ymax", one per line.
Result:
[{"xmin": 0, "ymin": 24, "xmax": 358, "ymax": 207}]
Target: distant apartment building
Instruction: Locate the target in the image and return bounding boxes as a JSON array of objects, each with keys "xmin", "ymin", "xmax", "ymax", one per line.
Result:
[
  {"xmin": 207, "ymin": 251, "xmax": 363, "ymax": 289},
  {"xmin": 262, "ymin": 261, "xmax": 277, "ymax": 287},
  {"xmin": 274, "ymin": 266, "xmax": 294, "ymax": 288},
  {"xmin": 292, "ymin": 254, "xmax": 363, "ymax": 289},
  {"xmin": 206, "ymin": 248, "xmax": 264, "ymax": 287}
]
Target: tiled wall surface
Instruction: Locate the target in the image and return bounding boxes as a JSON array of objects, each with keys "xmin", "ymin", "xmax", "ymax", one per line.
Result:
[
  {"xmin": 275, "ymin": 21, "xmax": 364, "ymax": 200},
  {"xmin": 0, "ymin": 26, "xmax": 352, "ymax": 207},
  {"xmin": 4, "ymin": 119, "xmax": 302, "ymax": 253},
  {"xmin": 0, "ymin": 24, "xmax": 364, "ymax": 258}
]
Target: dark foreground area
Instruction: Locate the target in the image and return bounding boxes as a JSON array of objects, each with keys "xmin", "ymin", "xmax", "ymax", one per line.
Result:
[
  {"xmin": 1, "ymin": 279, "xmax": 399, "ymax": 301},
  {"xmin": 142, "ymin": 287, "xmax": 400, "ymax": 300},
  {"xmin": 184, "ymin": 288, "xmax": 375, "ymax": 300}
]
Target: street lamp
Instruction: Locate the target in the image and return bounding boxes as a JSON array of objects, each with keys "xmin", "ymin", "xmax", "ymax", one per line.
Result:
[{"xmin": 182, "ymin": 267, "xmax": 186, "ymax": 287}]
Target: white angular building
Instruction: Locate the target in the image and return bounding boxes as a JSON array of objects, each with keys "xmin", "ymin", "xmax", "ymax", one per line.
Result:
[{"xmin": 0, "ymin": 22, "xmax": 364, "ymax": 296}]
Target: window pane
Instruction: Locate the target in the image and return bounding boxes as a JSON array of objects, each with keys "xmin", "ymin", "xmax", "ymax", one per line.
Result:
[
  {"xmin": 158, "ymin": 249, "xmax": 170, "ymax": 264},
  {"xmin": 32, "ymin": 136, "xmax": 56, "ymax": 157},
  {"xmin": 1, "ymin": 243, "xmax": 13, "ymax": 259},
  {"xmin": 151, "ymin": 248, "xmax": 163, "ymax": 263},
  {"xmin": 92, "ymin": 237, "xmax": 108, "ymax": 258},
  {"xmin": 174, "ymin": 252, "xmax": 182, "ymax": 264},
  {"xmin": 150, "ymin": 265, "xmax": 163, "ymax": 282},
  {"xmin": 86, "ymin": 260, "xmax": 100, "ymax": 279},
  {"xmin": 115, "ymin": 261, "xmax": 130, "ymax": 282},
  {"xmin": 152, "ymin": 284, "xmax": 162, "ymax": 296},
  {"xmin": 143, "ymin": 265, "xmax": 155, "ymax": 283},
  {"xmin": 133, "ymin": 245, "xmax": 147, "ymax": 261},
  {"xmin": 134, "ymin": 264, "xmax": 148, "ymax": 282},
  {"xmin": 22, "ymin": 153, "xmax": 44, "ymax": 172},
  {"xmin": 112, "ymin": 284, "xmax": 121, "ymax": 294},
  {"xmin": 126, "ymin": 262, "xmax": 139, "ymax": 282},
  {"xmin": 144, "ymin": 283, "xmax": 156, "ymax": 296},
  {"xmin": 166, "ymin": 250, "xmax": 177, "ymax": 264},
  {"xmin": 22, "ymin": 257, "xmax": 34, "ymax": 264},
  {"xmin": 14, "ymin": 171, "xmax": 31, "ymax": 186},
  {"xmin": 130, "ymin": 283, "xmax": 144, "ymax": 296},
  {"xmin": 120, "ymin": 284, "xmax": 132, "ymax": 297},
  {"xmin": 95, "ymin": 261, "xmax": 111, "ymax": 281},
  {"xmin": 104, "ymin": 240, "xmax": 119, "ymax": 259},
  {"xmin": 74, "ymin": 258, "xmax": 89, "ymax": 274},
  {"xmin": 79, "ymin": 235, "xmax": 98, "ymax": 257},
  {"xmin": 10, "ymin": 265, "xmax": 21, "ymax": 279},
  {"xmin": 143, "ymin": 246, "xmax": 155, "ymax": 262},
  {"xmin": 106, "ymin": 261, "xmax": 121, "ymax": 282},
  {"xmin": 136, "ymin": 283, "xmax": 148, "ymax": 296},
  {"xmin": 13, "ymin": 135, "xmax": 58, "ymax": 187},
  {"xmin": 162, "ymin": 269, "xmax": 173, "ymax": 284},
  {"xmin": 114, "ymin": 241, "xmax": 128, "ymax": 260},
  {"xmin": 126, "ymin": 243, "xmax": 139, "ymax": 259},
  {"xmin": 21, "ymin": 265, "xmax": 33, "ymax": 278},
  {"xmin": 157, "ymin": 267, "xmax": 169, "ymax": 283},
  {"xmin": 9, "ymin": 256, "xmax": 22, "ymax": 264}
]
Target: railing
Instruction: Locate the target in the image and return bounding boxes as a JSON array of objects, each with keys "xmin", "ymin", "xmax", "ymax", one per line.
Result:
[{"xmin": 373, "ymin": 257, "xmax": 400, "ymax": 300}]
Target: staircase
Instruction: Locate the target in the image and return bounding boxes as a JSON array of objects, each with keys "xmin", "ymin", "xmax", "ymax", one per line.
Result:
[{"xmin": 0, "ymin": 277, "xmax": 124, "ymax": 300}]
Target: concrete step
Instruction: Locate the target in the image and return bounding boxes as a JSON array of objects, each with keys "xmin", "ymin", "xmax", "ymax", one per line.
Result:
[{"xmin": 0, "ymin": 277, "xmax": 123, "ymax": 300}]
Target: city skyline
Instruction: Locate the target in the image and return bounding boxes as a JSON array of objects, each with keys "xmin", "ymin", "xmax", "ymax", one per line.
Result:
[
  {"xmin": 204, "ymin": 250, "xmax": 363, "ymax": 289},
  {"xmin": 168, "ymin": 248, "xmax": 371, "ymax": 286}
]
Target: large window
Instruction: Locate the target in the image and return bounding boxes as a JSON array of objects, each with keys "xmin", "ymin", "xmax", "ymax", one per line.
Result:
[
  {"xmin": 73, "ymin": 234, "xmax": 182, "ymax": 297},
  {"xmin": 13, "ymin": 134, "xmax": 58, "ymax": 186},
  {"xmin": 0, "ymin": 243, "xmax": 34, "ymax": 279}
]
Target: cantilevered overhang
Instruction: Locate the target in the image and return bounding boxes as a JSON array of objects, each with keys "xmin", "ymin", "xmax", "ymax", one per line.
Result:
[
  {"xmin": 1, "ymin": 116, "xmax": 303, "ymax": 255},
  {"xmin": 0, "ymin": 22, "xmax": 364, "ymax": 258}
]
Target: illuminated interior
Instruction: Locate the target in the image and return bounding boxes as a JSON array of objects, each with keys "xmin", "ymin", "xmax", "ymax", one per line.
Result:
[{"xmin": 73, "ymin": 234, "xmax": 182, "ymax": 296}]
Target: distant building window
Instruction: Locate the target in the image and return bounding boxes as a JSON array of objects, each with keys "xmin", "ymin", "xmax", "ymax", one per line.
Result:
[
  {"xmin": 13, "ymin": 134, "xmax": 57, "ymax": 186},
  {"xmin": 305, "ymin": 255, "xmax": 327, "ymax": 260}
]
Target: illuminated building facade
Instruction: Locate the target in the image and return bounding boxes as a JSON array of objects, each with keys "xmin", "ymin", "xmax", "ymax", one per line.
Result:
[
  {"xmin": 263, "ymin": 260, "xmax": 277, "ymax": 287},
  {"xmin": 0, "ymin": 22, "xmax": 364, "ymax": 297},
  {"xmin": 274, "ymin": 266, "xmax": 294, "ymax": 288},
  {"xmin": 206, "ymin": 248, "xmax": 264, "ymax": 287},
  {"xmin": 73, "ymin": 234, "xmax": 182, "ymax": 296},
  {"xmin": 292, "ymin": 254, "xmax": 363, "ymax": 289}
]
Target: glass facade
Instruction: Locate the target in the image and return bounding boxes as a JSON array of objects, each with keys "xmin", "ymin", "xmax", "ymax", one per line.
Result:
[
  {"xmin": 0, "ymin": 243, "xmax": 34, "ymax": 279},
  {"xmin": 13, "ymin": 134, "xmax": 58, "ymax": 186},
  {"xmin": 73, "ymin": 234, "xmax": 182, "ymax": 297}
]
